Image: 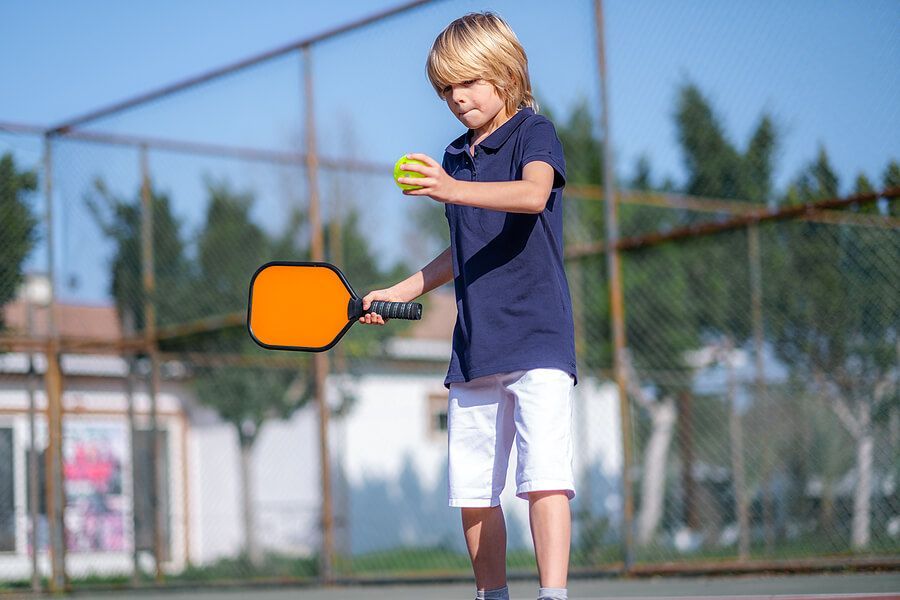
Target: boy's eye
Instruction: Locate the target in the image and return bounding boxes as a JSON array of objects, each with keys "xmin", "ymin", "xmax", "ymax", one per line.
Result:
[{"xmin": 442, "ymin": 80, "xmax": 479, "ymax": 96}]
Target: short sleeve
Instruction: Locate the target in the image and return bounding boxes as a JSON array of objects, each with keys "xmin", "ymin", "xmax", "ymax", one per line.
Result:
[{"xmin": 521, "ymin": 117, "xmax": 566, "ymax": 190}]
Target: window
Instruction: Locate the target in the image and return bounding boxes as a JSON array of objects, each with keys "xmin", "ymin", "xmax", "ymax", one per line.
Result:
[
  {"xmin": 0, "ymin": 428, "xmax": 15, "ymax": 551},
  {"xmin": 428, "ymin": 392, "xmax": 449, "ymax": 439}
]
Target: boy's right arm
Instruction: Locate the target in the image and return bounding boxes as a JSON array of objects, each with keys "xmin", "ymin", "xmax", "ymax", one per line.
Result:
[{"xmin": 359, "ymin": 246, "xmax": 452, "ymax": 325}]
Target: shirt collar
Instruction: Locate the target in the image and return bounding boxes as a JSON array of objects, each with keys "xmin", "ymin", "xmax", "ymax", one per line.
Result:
[{"xmin": 445, "ymin": 107, "xmax": 534, "ymax": 155}]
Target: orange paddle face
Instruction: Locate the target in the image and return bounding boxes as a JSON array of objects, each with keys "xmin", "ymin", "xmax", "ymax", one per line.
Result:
[{"xmin": 248, "ymin": 262, "xmax": 356, "ymax": 352}]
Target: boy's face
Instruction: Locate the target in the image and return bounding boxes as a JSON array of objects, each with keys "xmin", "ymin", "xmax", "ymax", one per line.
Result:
[{"xmin": 442, "ymin": 79, "xmax": 508, "ymax": 132}]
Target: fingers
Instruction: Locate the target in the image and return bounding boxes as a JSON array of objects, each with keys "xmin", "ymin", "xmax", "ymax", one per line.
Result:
[
  {"xmin": 398, "ymin": 161, "xmax": 428, "ymax": 175},
  {"xmin": 407, "ymin": 152, "xmax": 438, "ymax": 167},
  {"xmin": 357, "ymin": 312, "xmax": 386, "ymax": 325},
  {"xmin": 360, "ymin": 290, "xmax": 392, "ymax": 325},
  {"xmin": 398, "ymin": 176, "xmax": 434, "ymax": 188}
]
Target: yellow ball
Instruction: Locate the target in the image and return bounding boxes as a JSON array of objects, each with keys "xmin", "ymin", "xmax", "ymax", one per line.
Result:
[{"xmin": 393, "ymin": 156, "xmax": 426, "ymax": 191}]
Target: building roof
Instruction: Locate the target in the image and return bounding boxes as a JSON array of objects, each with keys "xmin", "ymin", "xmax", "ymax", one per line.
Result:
[{"xmin": 2, "ymin": 300, "xmax": 122, "ymax": 341}]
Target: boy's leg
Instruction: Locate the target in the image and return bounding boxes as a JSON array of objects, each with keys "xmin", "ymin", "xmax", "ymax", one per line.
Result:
[
  {"xmin": 506, "ymin": 368, "xmax": 576, "ymax": 597},
  {"xmin": 447, "ymin": 373, "xmax": 517, "ymax": 598},
  {"xmin": 462, "ymin": 505, "xmax": 508, "ymax": 591},
  {"xmin": 528, "ymin": 490, "xmax": 571, "ymax": 589}
]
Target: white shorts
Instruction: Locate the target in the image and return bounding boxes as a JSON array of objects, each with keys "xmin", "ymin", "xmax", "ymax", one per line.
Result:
[{"xmin": 447, "ymin": 368, "xmax": 575, "ymax": 508}]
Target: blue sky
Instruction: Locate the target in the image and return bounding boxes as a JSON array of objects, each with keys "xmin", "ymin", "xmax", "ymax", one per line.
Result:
[
  {"xmin": 2, "ymin": 0, "xmax": 898, "ymax": 186},
  {"xmin": 1, "ymin": 0, "xmax": 898, "ymax": 304}
]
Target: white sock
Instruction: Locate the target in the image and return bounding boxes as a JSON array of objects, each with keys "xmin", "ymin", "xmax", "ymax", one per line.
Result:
[
  {"xmin": 538, "ymin": 586, "xmax": 568, "ymax": 600},
  {"xmin": 476, "ymin": 585, "xmax": 510, "ymax": 600}
]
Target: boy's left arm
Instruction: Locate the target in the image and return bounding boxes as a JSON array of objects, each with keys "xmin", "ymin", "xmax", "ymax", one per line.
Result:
[{"xmin": 398, "ymin": 153, "xmax": 555, "ymax": 214}]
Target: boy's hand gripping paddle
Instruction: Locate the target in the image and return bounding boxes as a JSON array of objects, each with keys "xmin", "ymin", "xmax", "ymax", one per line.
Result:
[{"xmin": 247, "ymin": 261, "xmax": 422, "ymax": 352}]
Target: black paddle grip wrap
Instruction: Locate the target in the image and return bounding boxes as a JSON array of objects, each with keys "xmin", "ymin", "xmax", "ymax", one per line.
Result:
[{"xmin": 348, "ymin": 298, "xmax": 422, "ymax": 320}]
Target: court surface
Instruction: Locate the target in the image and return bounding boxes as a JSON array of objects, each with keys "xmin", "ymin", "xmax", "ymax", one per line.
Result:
[{"xmin": 70, "ymin": 572, "xmax": 898, "ymax": 599}]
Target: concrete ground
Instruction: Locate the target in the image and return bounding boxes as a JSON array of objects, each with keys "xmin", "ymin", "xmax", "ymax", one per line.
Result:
[{"xmin": 43, "ymin": 571, "xmax": 899, "ymax": 600}]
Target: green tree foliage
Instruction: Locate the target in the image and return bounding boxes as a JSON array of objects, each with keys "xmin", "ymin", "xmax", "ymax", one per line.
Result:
[
  {"xmin": 85, "ymin": 178, "xmax": 193, "ymax": 332},
  {"xmin": 87, "ymin": 176, "xmax": 311, "ymax": 440},
  {"xmin": 196, "ymin": 182, "xmax": 273, "ymax": 316},
  {"xmin": 187, "ymin": 179, "xmax": 310, "ymax": 446},
  {"xmin": 547, "ymin": 100, "xmax": 604, "ymax": 187},
  {"xmin": 556, "ymin": 86, "xmax": 784, "ymax": 548},
  {"xmin": 884, "ymin": 160, "xmax": 900, "ymax": 188},
  {"xmin": 552, "ymin": 99, "xmax": 610, "ymax": 371},
  {"xmin": 770, "ymin": 149, "xmax": 899, "ymax": 549},
  {"xmin": 677, "ymin": 85, "xmax": 747, "ymax": 203},
  {"xmin": 555, "ymin": 84, "xmax": 779, "ymax": 389},
  {"xmin": 621, "ymin": 165, "xmax": 695, "ymax": 394},
  {"xmin": 674, "ymin": 83, "xmax": 778, "ymax": 345},
  {"xmin": 324, "ymin": 207, "xmax": 417, "ymax": 357},
  {"xmin": 325, "ymin": 209, "xmax": 386, "ymax": 296},
  {"xmin": 771, "ymin": 150, "xmax": 899, "ymax": 394},
  {"xmin": 0, "ymin": 153, "xmax": 38, "ymax": 329},
  {"xmin": 881, "ymin": 160, "xmax": 900, "ymax": 217},
  {"xmin": 675, "ymin": 83, "xmax": 777, "ymax": 204}
]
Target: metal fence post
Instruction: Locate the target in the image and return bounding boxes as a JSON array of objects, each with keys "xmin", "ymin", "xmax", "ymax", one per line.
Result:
[
  {"xmin": 126, "ymin": 354, "xmax": 142, "ymax": 584},
  {"xmin": 140, "ymin": 145, "xmax": 166, "ymax": 582},
  {"xmin": 42, "ymin": 134, "xmax": 68, "ymax": 592},
  {"xmin": 594, "ymin": 0, "xmax": 635, "ymax": 570},
  {"xmin": 25, "ymin": 283, "xmax": 41, "ymax": 592},
  {"xmin": 302, "ymin": 44, "xmax": 335, "ymax": 582},
  {"xmin": 747, "ymin": 223, "xmax": 775, "ymax": 554}
]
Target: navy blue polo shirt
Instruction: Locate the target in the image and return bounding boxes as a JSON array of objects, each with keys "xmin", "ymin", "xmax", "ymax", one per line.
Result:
[{"xmin": 442, "ymin": 107, "xmax": 577, "ymax": 388}]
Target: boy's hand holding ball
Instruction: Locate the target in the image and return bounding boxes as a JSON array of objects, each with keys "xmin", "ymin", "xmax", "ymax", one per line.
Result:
[
  {"xmin": 394, "ymin": 155, "xmax": 427, "ymax": 190},
  {"xmin": 393, "ymin": 153, "xmax": 458, "ymax": 203}
]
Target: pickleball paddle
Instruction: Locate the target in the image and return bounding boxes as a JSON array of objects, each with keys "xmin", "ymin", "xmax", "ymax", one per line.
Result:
[{"xmin": 247, "ymin": 261, "xmax": 422, "ymax": 352}]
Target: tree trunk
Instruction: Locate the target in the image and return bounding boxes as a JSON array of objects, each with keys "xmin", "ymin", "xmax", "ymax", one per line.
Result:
[
  {"xmin": 890, "ymin": 404, "xmax": 899, "ymax": 454},
  {"xmin": 636, "ymin": 397, "xmax": 677, "ymax": 545},
  {"xmin": 761, "ymin": 450, "xmax": 776, "ymax": 554},
  {"xmin": 239, "ymin": 439, "xmax": 262, "ymax": 566},
  {"xmin": 851, "ymin": 403, "xmax": 873, "ymax": 550},
  {"xmin": 820, "ymin": 478, "xmax": 835, "ymax": 533},
  {"xmin": 725, "ymin": 344, "xmax": 751, "ymax": 560},
  {"xmin": 677, "ymin": 391, "xmax": 699, "ymax": 530}
]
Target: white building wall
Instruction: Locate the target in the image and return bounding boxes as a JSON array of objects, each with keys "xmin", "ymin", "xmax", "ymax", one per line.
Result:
[
  {"xmin": 188, "ymin": 404, "xmax": 321, "ymax": 565},
  {"xmin": 573, "ymin": 377, "xmax": 623, "ymax": 517},
  {"xmin": 252, "ymin": 406, "xmax": 320, "ymax": 555},
  {"xmin": 188, "ymin": 423, "xmax": 241, "ymax": 565},
  {"xmin": 336, "ymin": 373, "xmax": 455, "ymax": 554}
]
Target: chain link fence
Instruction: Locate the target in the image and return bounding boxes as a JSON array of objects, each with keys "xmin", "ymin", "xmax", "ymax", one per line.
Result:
[{"xmin": 1, "ymin": 0, "xmax": 898, "ymax": 592}]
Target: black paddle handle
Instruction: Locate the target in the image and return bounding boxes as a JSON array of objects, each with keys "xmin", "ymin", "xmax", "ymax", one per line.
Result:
[{"xmin": 348, "ymin": 298, "xmax": 422, "ymax": 320}]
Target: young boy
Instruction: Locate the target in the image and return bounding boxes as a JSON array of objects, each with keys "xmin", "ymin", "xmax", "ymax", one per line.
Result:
[{"xmin": 360, "ymin": 12, "xmax": 576, "ymax": 600}]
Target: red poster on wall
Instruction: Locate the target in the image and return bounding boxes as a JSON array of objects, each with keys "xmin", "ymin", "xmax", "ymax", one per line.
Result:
[{"xmin": 62, "ymin": 421, "xmax": 128, "ymax": 553}]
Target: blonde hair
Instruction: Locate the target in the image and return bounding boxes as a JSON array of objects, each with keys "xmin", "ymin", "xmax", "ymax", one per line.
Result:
[{"xmin": 426, "ymin": 12, "xmax": 537, "ymax": 116}]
